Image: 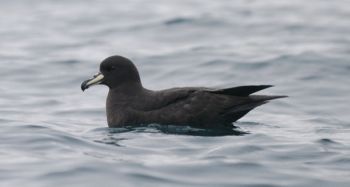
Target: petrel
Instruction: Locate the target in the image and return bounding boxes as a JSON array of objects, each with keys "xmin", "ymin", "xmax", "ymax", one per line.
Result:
[{"xmin": 81, "ymin": 56, "xmax": 286, "ymax": 128}]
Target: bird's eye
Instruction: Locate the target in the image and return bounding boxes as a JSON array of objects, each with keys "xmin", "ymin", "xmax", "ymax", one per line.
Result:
[{"xmin": 106, "ymin": 66, "xmax": 116, "ymax": 72}]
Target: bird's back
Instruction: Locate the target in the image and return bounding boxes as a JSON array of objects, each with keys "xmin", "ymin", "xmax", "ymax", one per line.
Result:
[{"xmin": 106, "ymin": 85, "xmax": 285, "ymax": 127}]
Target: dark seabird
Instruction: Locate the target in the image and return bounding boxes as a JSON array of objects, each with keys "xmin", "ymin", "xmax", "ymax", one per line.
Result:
[{"xmin": 81, "ymin": 55, "xmax": 286, "ymax": 128}]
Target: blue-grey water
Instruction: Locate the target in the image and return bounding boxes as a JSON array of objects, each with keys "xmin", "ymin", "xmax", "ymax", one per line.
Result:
[{"xmin": 1, "ymin": 0, "xmax": 350, "ymax": 186}]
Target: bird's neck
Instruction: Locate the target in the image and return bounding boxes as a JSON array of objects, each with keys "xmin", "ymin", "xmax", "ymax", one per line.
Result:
[{"xmin": 109, "ymin": 82, "xmax": 144, "ymax": 96}]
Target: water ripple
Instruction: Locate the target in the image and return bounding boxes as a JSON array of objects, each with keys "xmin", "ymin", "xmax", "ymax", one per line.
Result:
[{"xmin": 1, "ymin": 0, "xmax": 350, "ymax": 186}]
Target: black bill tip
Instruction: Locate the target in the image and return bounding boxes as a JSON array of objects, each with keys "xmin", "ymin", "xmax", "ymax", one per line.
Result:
[{"xmin": 81, "ymin": 80, "xmax": 89, "ymax": 91}]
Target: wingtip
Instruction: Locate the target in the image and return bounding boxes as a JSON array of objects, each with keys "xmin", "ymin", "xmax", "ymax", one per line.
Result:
[
  {"xmin": 260, "ymin": 85, "xmax": 274, "ymax": 88},
  {"xmin": 250, "ymin": 95, "xmax": 288, "ymax": 101},
  {"xmin": 273, "ymin": 95, "xmax": 288, "ymax": 99}
]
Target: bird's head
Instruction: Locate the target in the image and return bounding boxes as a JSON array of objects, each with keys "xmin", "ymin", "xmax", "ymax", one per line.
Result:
[{"xmin": 81, "ymin": 55, "xmax": 141, "ymax": 91}]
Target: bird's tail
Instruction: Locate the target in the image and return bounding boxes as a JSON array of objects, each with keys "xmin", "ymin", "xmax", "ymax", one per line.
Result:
[
  {"xmin": 249, "ymin": 95, "xmax": 288, "ymax": 102},
  {"xmin": 222, "ymin": 95, "xmax": 287, "ymax": 123}
]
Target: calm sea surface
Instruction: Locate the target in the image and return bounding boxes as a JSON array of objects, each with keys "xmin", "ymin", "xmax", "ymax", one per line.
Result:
[{"xmin": 1, "ymin": 0, "xmax": 350, "ymax": 186}]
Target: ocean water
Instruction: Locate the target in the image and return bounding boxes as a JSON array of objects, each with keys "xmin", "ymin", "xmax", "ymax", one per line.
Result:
[{"xmin": 1, "ymin": 0, "xmax": 350, "ymax": 186}]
